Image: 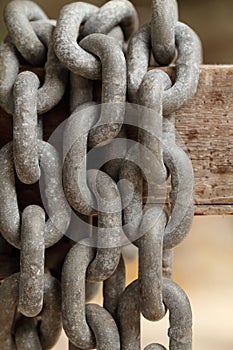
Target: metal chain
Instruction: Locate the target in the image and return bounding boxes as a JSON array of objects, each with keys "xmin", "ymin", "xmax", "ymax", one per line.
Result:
[{"xmin": 0, "ymin": 0, "xmax": 202, "ymax": 349}]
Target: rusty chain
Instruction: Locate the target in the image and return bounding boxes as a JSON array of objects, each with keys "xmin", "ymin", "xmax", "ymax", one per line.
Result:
[{"xmin": 0, "ymin": 0, "xmax": 202, "ymax": 349}]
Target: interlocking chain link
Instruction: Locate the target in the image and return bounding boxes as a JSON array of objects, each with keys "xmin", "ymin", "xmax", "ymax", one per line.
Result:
[{"xmin": 0, "ymin": 0, "xmax": 202, "ymax": 349}]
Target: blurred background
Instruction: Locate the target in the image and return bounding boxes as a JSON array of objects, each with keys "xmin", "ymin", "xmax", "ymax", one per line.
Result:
[{"xmin": 0, "ymin": 0, "xmax": 233, "ymax": 349}]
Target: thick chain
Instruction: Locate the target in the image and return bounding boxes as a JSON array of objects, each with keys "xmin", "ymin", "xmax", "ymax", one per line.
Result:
[{"xmin": 0, "ymin": 0, "xmax": 202, "ymax": 349}]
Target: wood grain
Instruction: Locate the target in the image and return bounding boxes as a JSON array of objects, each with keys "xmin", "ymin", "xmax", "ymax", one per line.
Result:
[
  {"xmin": 0, "ymin": 65, "xmax": 232, "ymax": 215},
  {"xmin": 176, "ymin": 65, "xmax": 233, "ymax": 215}
]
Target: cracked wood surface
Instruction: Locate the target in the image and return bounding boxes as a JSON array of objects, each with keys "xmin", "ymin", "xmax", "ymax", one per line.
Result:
[{"xmin": 176, "ymin": 65, "xmax": 233, "ymax": 214}]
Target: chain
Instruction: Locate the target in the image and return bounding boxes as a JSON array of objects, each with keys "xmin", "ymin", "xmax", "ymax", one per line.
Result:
[{"xmin": 0, "ymin": 0, "xmax": 202, "ymax": 349}]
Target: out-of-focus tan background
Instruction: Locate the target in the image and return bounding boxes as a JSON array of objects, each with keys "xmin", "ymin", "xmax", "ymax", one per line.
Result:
[{"xmin": 0, "ymin": 0, "xmax": 233, "ymax": 349}]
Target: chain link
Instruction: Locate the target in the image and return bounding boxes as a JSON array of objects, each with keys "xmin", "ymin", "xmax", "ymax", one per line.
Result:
[
  {"xmin": 151, "ymin": 0, "xmax": 178, "ymax": 65},
  {"xmin": 81, "ymin": 0, "xmax": 139, "ymax": 40},
  {"xmin": 117, "ymin": 278, "xmax": 192, "ymax": 350},
  {"xmin": 0, "ymin": 273, "xmax": 62, "ymax": 349},
  {"xmin": 0, "ymin": 0, "xmax": 202, "ymax": 348},
  {"xmin": 4, "ymin": 0, "xmax": 48, "ymax": 65},
  {"xmin": 0, "ymin": 20, "xmax": 67, "ymax": 115}
]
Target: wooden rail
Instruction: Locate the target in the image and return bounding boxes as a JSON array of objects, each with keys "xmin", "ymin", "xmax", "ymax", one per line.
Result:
[
  {"xmin": 0, "ymin": 65, "xmax": 232, "ymax": 215},
  {"xmin": 176, "ymin": 65, "xmax": 233, "ymax": 215}
]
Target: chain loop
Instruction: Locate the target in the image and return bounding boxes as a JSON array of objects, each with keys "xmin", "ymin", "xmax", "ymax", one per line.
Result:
[
  {"xmin": 139, "ymin": 69, "xmax": 172, "ymax": 183},
  {"xmin": 64, "ymin": 108, "xmax": 123, "ymax": 278},
  {"xmin": 103, "ymin": 255, "xmax": 126, "ymax": 318},
  {"xmin": 79, "ymin": 33, "xmax": 126, "ymax": 147},
  {"xmin": 0, "ymin": 273, "xmax": 18, "ymax": 350},
  {"xmin": 127, "ymin": 22, "xmax": 202, "ymax": 114},
  {"xmin": 13, "ymin": 71, "xmax": 41, "ymax": 184},
  {"xmin": 19, "ymin": 205, "xmax": 45, "ymax": 317},
  {"xmin": 108, "ymin": 26, "xmax": 125, "ymax": 49},
  {"xmin": 151, "ymin": 0, "xmax": 178, "ymax": 65},
  {"xmin": 86, "ymin": 169, "xmax": 122, "ymax": 281},
  {"xmin": 15, "ymin": 317, "xmax": 42, "ymax": 350},
  {"xmin": 63, "ymin": 102, "xmax": 99, "ymax": 216},
  {"xmin": 127, "ymin": 24, "xmax": 151, "ymax": 103},
  {"xmin": 0, "ymin": 20, "xmax": 68, "ymax": 115},
  {"xmin": 117, "ymin": 278, "xmax": 192, "ymax": 350},
  {"xmin": 0, "ymin": 141, "xmax": 71, "ymax": 249},
  {"xmin": 4, "ymin": 0, "xmax": 48, "ymax": 65},
  {"xmin": 62, "ymin": 243, "xmax": 95, "ymax": 348},
  {"xmin": 119, "ymin": 69, "xmax": 171, "ymax": 242},
  {"xmin": 54, "ymin": 3, "xmax": 100, "ymax": 80},
  {"xmin": 163, "ymin": 141, "xmax": 194, "ymax": 249},
  {"xmin": 0, "ymin": 273, "xmax": 62, "ymax": 350},
  {"xmin": 31, "ymin": 21, "xmax": 68, "ymax": 115},
  {"xmin": 0, "ymin": 40, "xmax": 19, "ymax": 114},
  {"xmin": 62, "ymin": 243, "xmax": 120, "ymax": 349},
  {"xmin": 145, "ymin": 345, "xmax": 166, "ymax": 350},
  {"xmin": 69, "ymin": 304, "xmax": 121, "ymax": 350},
  {"xmin": 137, "ymin": 208, "xmax": 167, "ymax": 321},
  {"xmin": 163, "ymin": 22, "xmax": 202, "ymax": 115},
  {"xmin": 81, "ymin": 0, "xmax": 138, "ymax": 40}
]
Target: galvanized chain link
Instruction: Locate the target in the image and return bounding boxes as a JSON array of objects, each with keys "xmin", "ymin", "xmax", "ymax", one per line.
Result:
[{"xmin": 0, "ymin": 0, "xmax": 202, "ymax": 349}]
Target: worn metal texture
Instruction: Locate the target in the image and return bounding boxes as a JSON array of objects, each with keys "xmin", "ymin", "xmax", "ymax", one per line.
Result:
[
  {"xmin": 79, "ymin": 33, "xmax": 126, "ymax": 147},
  {"xmin": 151, "ymin": 0, "xmax": 178, "ymax": 65},
  {"xmin": 0, "ymin": 0, "xmax": 202, "ymax": 348},
  {"xmin": 15, "ymin": 317, "xmax": 42, "ymax": 350},
  {"xmin": 81, "ymin": 0, "xmax": 138, "ymax": 40},
  {"xmin": 103, "ymin": 256, "xmax": 126, "ymax": 318},
  {"xmin": 70, "ymin": 74, "xmax": 93, "ymax": 113},
  {"xmin": 63, "ymin": 243, "xmax": 121, "ymax": 350},
  {"xmin": 69, "ymin": 304, "xmax": 121, "ymax": 350},
  {"xmin": 0, "ymin": 273, "xmax": 62, "ymax": 349},
  {"xmin": 119, "ymin": 159, "xmax": 143, "ymax": 242},
  {"xmin": 0, "ymin": 40, "xmax": 19, "ymax": 114},
  {"xmin": 163, "ymin": 140, "xmax": 194, "ymax": 249},
  {"xmin": 54, "ymin": 2, "xmax": 100, "ymax": 79},
  {"xmin": 119, "ymin": 69, "xmax": 171, "ymax": 243},
  {"xmin": 19, "ymin": 205, "xmax": 45, "ymax": 317},
  {"xmin": 63, "ymin": 101, "xmax": 99, "ymax": 215},
  {"xmin": 13, "ymin": 71, "xmax": 41, "ymax": 184},
  {"xmin": 30, "ymin": 21, "xmax": 68, "ymax": 115},
  {"xmin": 0, "ymin": 20, "xmax": 67, "ymax": 116},
  {"xmin": 0, "ymin": 141, "xmax": 71, "ymax": 249},
  {"xmin": 117, "ymin": 279, "xmax": 192, "ymax": 350},
  {"xmin": 137, "ymin": 208, "xmax": 167, "ymax": 321},
  {"xmin": 62, "ymin": 243, "xmax": 96, "ymax": 349},
  {"xmin": 4, "ymin": 0, "xmax": 48, "ymax": 66},
  {"xmin": 127, "ymin": 24, "xmax": 151, "ymax": 103},
  {"xmin": 162, "ymin": 249, "xmax": 173, "ymax": 279},
  {"xmin": 139, "ymin": 69, "xmax": 172, "ymax": 183},
  {"xmin": 86, "ymin": 169, "xmax": 122, "ymax": 281},
  {"xmin": 127, "ymin": 22, "xmax": 202, "ymax": 115}
]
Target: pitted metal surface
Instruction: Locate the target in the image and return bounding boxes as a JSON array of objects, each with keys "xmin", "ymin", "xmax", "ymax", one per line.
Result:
[
  {"xmin": 81, "ymin": 0, "xmax": 139, "ymax": 40},
  {"xmin": 0, "ymin": 0, "xmax": 202, "ymax": 349},
  {"xmin": 4, "ymin": 0, "xmax": 48, "ymax": 65},
  {"xmin": 151, "ymin": 0, "xmax": 178, "ymax": 65}
]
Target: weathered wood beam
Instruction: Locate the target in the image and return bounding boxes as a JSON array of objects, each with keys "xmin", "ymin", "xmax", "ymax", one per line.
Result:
[{"xmin": 176, "ymin": 65, "xmax": 233, "ymax": 215}]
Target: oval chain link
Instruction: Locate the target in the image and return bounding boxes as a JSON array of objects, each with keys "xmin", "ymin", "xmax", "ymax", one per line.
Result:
[
  {"xmin": 0, "ymin": 273, "xmax": 62, "ymax": 349},
  {"xmin": 4, "ymin": 0, "xmax": 48, "ymax": 65}
]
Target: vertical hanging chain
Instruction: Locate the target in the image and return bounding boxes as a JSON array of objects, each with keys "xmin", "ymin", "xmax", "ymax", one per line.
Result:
[{"xmin": 0, "ymin": 0, "xmax": 202, "ymax": 349}]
